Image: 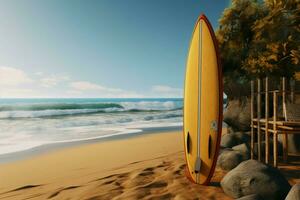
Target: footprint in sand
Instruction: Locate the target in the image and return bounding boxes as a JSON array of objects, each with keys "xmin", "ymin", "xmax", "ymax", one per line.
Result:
[
  {"xmin": 4, "ymin": 184, "xmax": 42, "ymax": 193},
  {"xmin": 141, "ymin": 180, "xmax": 168, "ymax": 189},
  {"xmin": 147, "ymin": 192, "xmax": 174, "ymax": 200},
  {"xmin": 123, "ymin": 168, "xmax": 157, "ymax": 188},
  {"xmin": 47, "ymin": 185, "xmax": 80, "ymax": 199}
]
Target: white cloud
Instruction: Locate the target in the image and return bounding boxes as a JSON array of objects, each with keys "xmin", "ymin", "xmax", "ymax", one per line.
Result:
[
  {"xmin": 69, "ymin": 81, "xmax": 142, "ymax": 98},
  {"xmin": 0, "ymin": 66, "xmax": 33, "ymax": 86},
  {"xmin": 69, "ymin": 81, "xmax": 125, "ymax": 93},
  {"xmin": 70, "ymin": 81, "xmax": 105, "ymax": 91},
  {"xmin": 151, "ymin": 85, "xmax": 182, "ymax": 97},
  {"xmin": 0, "ymin": 66, "xmax": 182, "ymax": 98},
  {"xmin": 40, "ymin": 75, "xmax": 70, "ymax": 88}
]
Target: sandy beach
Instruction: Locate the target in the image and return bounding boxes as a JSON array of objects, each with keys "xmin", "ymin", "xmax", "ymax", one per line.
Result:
[
  {"xmin": 0, "ymin": 130, "xmax": 298, "ymax": 200},
  {"xmin": 0, "ymin": 0, "xmax": 299, "ymax": 199},
  {"xmin": 0, "ymin": 131, "xmax": 230, "ymax": 200}
]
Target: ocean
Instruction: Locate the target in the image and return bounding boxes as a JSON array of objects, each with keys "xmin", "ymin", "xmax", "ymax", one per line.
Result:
[{"xmin": 0, "ymin": 98, "xmax": 183, "ymax": 155}]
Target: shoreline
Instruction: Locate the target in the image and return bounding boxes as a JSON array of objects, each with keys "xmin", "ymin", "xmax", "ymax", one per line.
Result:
[
  {"xmin": 0, "ymin": 128, "xmax": 298, "ymax": 200},
  {"xmin": 0, "ymin": 130, "xmax": 232, "ymax": 200},
  {"xmin": 0, "ymin": 126, "xmax": 182, "ymax": 164}
]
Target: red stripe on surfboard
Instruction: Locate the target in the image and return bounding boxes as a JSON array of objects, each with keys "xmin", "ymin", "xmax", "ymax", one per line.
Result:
[{"xmin": 199, "ymin": 14, "xmax": 223, "ymax": 186}]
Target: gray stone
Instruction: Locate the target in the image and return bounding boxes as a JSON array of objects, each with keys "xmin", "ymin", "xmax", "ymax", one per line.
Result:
[
  {"xmin": 226, "ymin": 125, "xmax": 235, "ymax": 134},
  {"xmin": 221, "ymin": 133, "xmax": 239, "ymax": 148},
  {"xmin": 279, "ymin": 135, "xmax": 300, "ymax": 154},
  {"xmin": 219, "ymin": 147, "xmax": 233, "ymax": 155},
  {"xmin": 236, "ymin": 194, "xmax": 264, "ymax": 200},
  {"xmin": 223, "ymin": 98, "xmax": 251, "ymax": 131},
  {"xmin": 217, "ymin": 149, "xmax": 243, "ymax": 170},
  {"xmin": 221, "ymin": 160, "xmax": 291, "ymax": 200},
  {"xmin": 232, "ymin": 143, "xmax": 251, "ymax": 160},
  {"xmin": 221, "ymin": 132, "xmax": 251, "ymax": 148},
  {"xmin": 285, "ymin": 184, "xmax": 300, "ymax": 200},
  {"xmin": 233, "ymin": 131, "xmax": 251, "ymax": 144}
]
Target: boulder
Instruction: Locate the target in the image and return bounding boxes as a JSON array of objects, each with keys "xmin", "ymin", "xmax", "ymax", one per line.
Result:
[
  {"xmin": 219, "ymin": 147, "xmax": 233, "ymax": 155},
  {"xmin": 221, "ymin": 133, "xmax": 239, "ymax": 148},
  {"xmin": 285, "ymin": 184, "xmax": 300, "ymax": 200},
  {"xmin": 236, "ymin": 194, "xmax": 264, "ymax": 200},
  {"xmin": 279, "ymin": 135, "xmax": 300, "ymax": 154},
  {"xmin": 232, "ymin": 143, "xmax": 251, "ymax": 160},
  {"xmin": 221, "ymin": 160, "xmax": 291, "ymax": 200},
  {"xmin": 225, "ymin": 124, "xmax": 235, "ymax": 134},
  {"xmin": 233, "ymin": 131, "xmax": 251, "ymax": 144},
  {"xmin": 222, "ymin": 122, "xmax": 232, "ymax": 130},
  {"xmin": 221, "ymin": 132, "xmax": 250, "ymax": 148},
  {"xmin": 217, "ymin": 149, "xmax": 243, "ymax": 170},
  {"xmin": 223, "ymin": 98, "xmax": 251, "ymax": 131}
]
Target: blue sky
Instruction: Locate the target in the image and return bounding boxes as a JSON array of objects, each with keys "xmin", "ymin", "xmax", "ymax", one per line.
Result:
[{"xmin": 0, "ymin": 0, "xmax": 229, "ymax": 98}]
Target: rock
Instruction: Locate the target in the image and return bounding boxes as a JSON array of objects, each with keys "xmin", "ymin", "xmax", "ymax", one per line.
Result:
[
  {"xmin": 221, "ymin": 133, "xmax": 239, "ymax": 148},
  {"xmin": 221, "ymin": 132, "xmax": 250, "ymax": 148},
  {"xmin": 219, "ymin": 147, "xmax": 233, "ymax": 155},
  {"xmin": 285, "ymin": 184, "xmax": 300, "ymax": 200},
  {"xmin": 233, "ymin": 131, "xmax": 251, "ymax": 144},
  {"xmin": 236, "ymin": 194, "xmax": 264, "ymax": 200},
  {"xmin": 232, "ymin": 143, "xmax": 250, "ymax": 160},
  {"xmin": 224, "ymin": 98, "xmax": 251, "ymax": 131},
  {"xmin": 221, "ymin": 160, "xmax": 291, "ymax": 200},
  {"xmin": 279, "ymin": 135, "xmax": 300, "ymax": 154},
  {"xmin": 225, "ymin": 124, "xmax": 235, "ymax": 134},
  {"xmin": 217, "ymin": 149, "xmax": 243, "ymax": 170}
]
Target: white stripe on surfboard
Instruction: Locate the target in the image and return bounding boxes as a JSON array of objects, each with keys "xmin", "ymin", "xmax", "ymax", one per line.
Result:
[{"xmin": 196, "ymin": 20, "xmax": 202, "ymax": 183}]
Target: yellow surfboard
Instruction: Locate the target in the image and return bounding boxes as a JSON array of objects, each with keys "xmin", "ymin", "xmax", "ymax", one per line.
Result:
[{"xmin": 183, "ymin": 14, "xmax": 223, "ymax": 185}]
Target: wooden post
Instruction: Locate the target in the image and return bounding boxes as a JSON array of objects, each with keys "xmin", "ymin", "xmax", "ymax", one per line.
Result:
[
  {"xmin": 283, "ymin": 132, "xmax": 288, "ymax": 163},
  {"xmin": 257, "ymin": 79, "xmax": 262, "ymax": 162},
  {"xmin": 282, "ymin": 77, "xmax": 287, "ymax": 120},
  {"xmin": 251, "ymin": 80, "xmax": 255, "ymax": 159},
  {"xmin": 265, "ymin": 77, "xmax": 269, "ymax": 164},
  {"xmin": 273, "ymin": 91, "xmax": 278, "ymax": 167},
  {"xmin": 282, "ymin": 77, "xmax": 288, "ymax": 162}
]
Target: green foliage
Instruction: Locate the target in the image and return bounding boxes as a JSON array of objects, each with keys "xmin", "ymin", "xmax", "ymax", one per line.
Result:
[
  {"xmin": 217, "ymin": 0, "xmax": 300, "ymax": 81},
  {"xmin": 216, "ymin": 0, "xmax": 265, "ymax": 98},
  {"xmin": 246, "ymin": 0, "xmax": 300, "ymax": 77}
]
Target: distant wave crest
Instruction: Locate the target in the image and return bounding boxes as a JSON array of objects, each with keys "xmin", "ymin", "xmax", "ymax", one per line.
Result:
[
  {"xmin": 0, "ymin": 101, "xmax": 183, "ymax": 119},
  {"xmin": 0, "ymin": 103, "xmax": 123, "ymax": 112}
]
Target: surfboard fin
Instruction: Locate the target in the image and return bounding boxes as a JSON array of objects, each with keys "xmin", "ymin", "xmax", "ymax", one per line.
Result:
[
  {"xmin": 186, "ymin": 132, "xmax": 191, "ymax": 154},
  {"xmin": 194, "ymin": 156, "xmax": 201, "ymax": 173}
]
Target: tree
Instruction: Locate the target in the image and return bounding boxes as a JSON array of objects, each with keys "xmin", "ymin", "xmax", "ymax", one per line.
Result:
[
  {"xmin": 217, "ymin": 0, "xmax": 300, "ymax": 99},
  {"xmin": 244, "ymin": 0, "xmax": 300, "ymax": 78},
  {"xmin": 216, "ymin": 0, "xmax": 266, "ymax": 99},
  {"xmin": 216, "ymin": 0, "xmax": 300, "ymax": 130}
]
